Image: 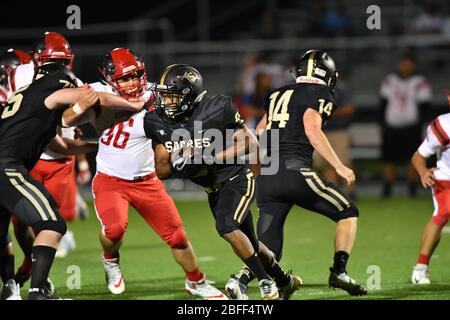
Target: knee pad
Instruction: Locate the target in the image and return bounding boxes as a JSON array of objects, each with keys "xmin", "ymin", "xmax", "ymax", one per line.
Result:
[
  {"xmin": 432, "ymin": 215, "xmax": 448, "ymax": 229},
  {"xmin": 34, "ymin": 219, "xmax": 67, "ymax": 236},
  {"xmin": 167, "ymin": 226, "xmax": 188, "ymax": 250},
  {"xmin": 104, "ymin": 222, "xmax": 127, "ymax": 242}
]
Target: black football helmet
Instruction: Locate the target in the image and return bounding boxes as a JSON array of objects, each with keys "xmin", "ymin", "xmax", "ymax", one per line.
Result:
[
  {"xmin": 33, "ymin": 62, "xmax": 78, "ymax": 88},
  {"xmin": 293, "ymin": 49, "xmax": 338, "ymax": 89},
  {"xmin": 154, "ymin": 64, "xmax": 206, "ymax": 122}
]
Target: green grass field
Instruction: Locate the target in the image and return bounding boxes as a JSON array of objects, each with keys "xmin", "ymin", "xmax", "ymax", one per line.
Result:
[{"xmin": 14, "ymin": 195, "xmax": 450, "ymax": 300}]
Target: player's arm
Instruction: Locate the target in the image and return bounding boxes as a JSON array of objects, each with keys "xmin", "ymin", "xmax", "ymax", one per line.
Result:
[
  {"xmin": 214, "ymin": 124, "xmax": 258, "ymax": 163},
  {"xmin": 304, "ymin": 108, "xmax": 355, "ymax": 186},
  {"xmin": 411, "ymin": 151, "xmax": 436, "ymax": 188},
  {"xmin": 154, "ymin": 144, "xmax": 173, "ymax": 180},
  {"xmin": 47, "ymin": 135, "xmax": 98, "ymax": 156}
]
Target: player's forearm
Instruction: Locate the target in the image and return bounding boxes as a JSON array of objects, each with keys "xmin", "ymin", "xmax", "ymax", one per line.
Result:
[
  {"xmin": 155, "ymin": 160, "xmax": 172, "ymax": 180},
  {"xmin": 62, "ymin": 108, "xmax": 96, "ymax": 127},
  {"xmin": 216, "ymin": 127, "xmax": 259, "ymax": 162},
  {"xmin": 307, "ymin": 128, "xmax": 343, "ymax": 170},
  {"xmin": 47, "ymin": 136, "xmax": 98, "ymax": 155},
  {"xmin": 411, "ymin": 151, "xmax": 428, "ymax": 176},
  {"xmin": 97, "ymin": 92, "xmax": 144, "ymax": 111}
]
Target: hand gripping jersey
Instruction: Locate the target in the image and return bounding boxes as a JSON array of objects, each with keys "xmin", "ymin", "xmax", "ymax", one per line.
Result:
[
  {"xmin": 418, "ymin": 113, "xmax": 450, "ymax": 180},
  {"xmin": 0, "ymin": 71, "xmax": 77, "ymax": 170},
  {"xmin": 91, "ymin": 82, "xmax": 155, "ymax": 180},
  {"xmin": 263, "ymin": 83, "xmax": 337, "ymax": 167},
  {"xmin": 144, "ymin": 95, "xmax": 245, "ymax": 188}
]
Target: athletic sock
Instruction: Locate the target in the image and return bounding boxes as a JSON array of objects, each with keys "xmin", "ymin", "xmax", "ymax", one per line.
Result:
[
  {"xmin": 18, "ymin": 256, "xmax": 32, "ymax": 275},
  {"xmin": 333, "ymin": 251, "xmax": 350, "ymax": 274},
  {"xmin": 0, "ymin": 254, "xmax": 15, "ymax": 283},
  {"xmin": 30, "ymin": 246, "xmax": 56, "ymax": 289},
  {"xmin": 103, "ymin": 251, "xmax": 119, "ymax": 260},
  {"xmin": 236, "ymin": 266, "xmax": 255, "ymax": 286},
  {"xmin": 417, "ymin": 254, "xmax": 430, "ymax": 266},
  {"xmin": 243, "ymin": 253, "xmax": 270, "ymax": 281},
  {"xmin": 266, "ymin": 259, "xmax": 290, "ymax": 287},
  {"xmin": 186, "ymin": 267, "xmax": 204, "ymax": 282},
  {"xmin": 382, "ymin": 182, "xmax": 392, "ymax": 198}
]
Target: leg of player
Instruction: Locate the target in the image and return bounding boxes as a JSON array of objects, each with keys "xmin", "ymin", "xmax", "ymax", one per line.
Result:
[
  {"xmin": 406, "ymin": 162, "xmax": 418, "ymax": 198},
  {"xmin": 411, "ymin": 218, "xmax": 443, "ymax": 284},
  {"xmin": 328, "ymin": 216, "xmax": 367, "ymax": 296},
  {"xmin": 93, "ymin": 173, "xmax": 130, "ymax": 295},
  {"xmin": 0, "ymin": 232, "xmax": 21, "ymax": 300},
  {"xmin": 12, "ymin": 218, "xmax": 35, "ymax": 286},
  {"xmin": 221, "ymin": 229, "xmax": 279, "ymax": 300},
  {"xmin": 132, "ymin": 178, "xmax": 227, "ymax": 300},
  {"xmin": 99, "ymin": 231, "xmax": 126, "ymax": 294}
]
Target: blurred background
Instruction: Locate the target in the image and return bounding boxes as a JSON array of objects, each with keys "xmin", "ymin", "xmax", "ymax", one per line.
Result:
[{"xmin": 1, "ymin": 0, "xmax": 450, "ymax": 198}]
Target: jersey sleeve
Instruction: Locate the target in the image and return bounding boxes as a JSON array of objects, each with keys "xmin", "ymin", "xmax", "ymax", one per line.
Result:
[
  {"xmin": 415, "ymin": 76, "xmax": 432, "ymax": 103},
  {"xmin": 379, "ymin": 74, "xmax": 393, "ymax": 99},
  {"xmin": 223, "ymin": 96, "xmax": 245, "ymax": 130},
  {"xmin": 418, "ymin": 117, "xmax": 449, "ymax": 158}
]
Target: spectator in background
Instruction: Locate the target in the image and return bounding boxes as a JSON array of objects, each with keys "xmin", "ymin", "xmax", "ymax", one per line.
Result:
[
  {"xmin": 322, "ymin": 0, "xmax": 352, "ymax": 37},
  {"xmin": 241, "ymin": 72, "xmax": 271, "ymax": 129},
  {"xmin": 410, "ymin": 1, "xmax": 444, "ymax": 34},
  {"xmin": 379, "ymin": 53, "xmax": 432, "ymax": 198},
  {"xmin": 314, "ymin": 79, "xmax": 355, "ymax": 199}
]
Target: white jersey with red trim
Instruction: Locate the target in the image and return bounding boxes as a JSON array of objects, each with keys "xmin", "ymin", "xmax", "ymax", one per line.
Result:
[
  {"xmin": 380, "ymin": 74, "xmax": 432, "ymax": 128},
  {"xmin": 418, "ymin": 113, "xmax": 450, "ymax": 180},
  {"xmin": 90, "ymin": 82, "xmax": 155, "ymax": 180},
  {"xmin": 12, "ymin": 64, "xmax": 84, "ymax": 161}
]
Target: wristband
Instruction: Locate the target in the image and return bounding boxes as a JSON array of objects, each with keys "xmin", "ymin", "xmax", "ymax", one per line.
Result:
[{"xmin": 73, "ymin": 103, "xmax": 85, "ymax": 115}]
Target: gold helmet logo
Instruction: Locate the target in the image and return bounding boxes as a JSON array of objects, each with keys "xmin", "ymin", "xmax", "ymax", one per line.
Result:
[{"xmin": 184, "ymin": 71, "xmax": 199, "ymax": 84}]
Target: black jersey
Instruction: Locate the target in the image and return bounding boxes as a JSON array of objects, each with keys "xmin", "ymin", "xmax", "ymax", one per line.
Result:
[
  {"xmin": 0, "ymin": 71, "xmax": 77, "ymax": 170},
  {"xmin": 144, "ymin": 95, "xmax": 245, "ymax": 188},
  {"xmin": 264, "ymin": 83, "xmax": 337, "ymax": 167}
]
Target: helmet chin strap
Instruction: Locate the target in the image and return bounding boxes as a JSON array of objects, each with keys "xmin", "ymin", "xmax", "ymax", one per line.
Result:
[{"xmin": 296, "ymin": 76, "xmax": 327, "ymax": 85}]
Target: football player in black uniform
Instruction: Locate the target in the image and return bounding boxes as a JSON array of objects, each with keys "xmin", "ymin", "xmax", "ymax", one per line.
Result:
[
  {"xmin": 228, "ymin": 50, "xmax": 367, "ymax": 297},
  {"xmin": 144, "ymin": 64, "xmax": 301, "ymax": 300},
  {"xmin": 0, "ymin": 63, "xmax": 144, "ymax": 299}
]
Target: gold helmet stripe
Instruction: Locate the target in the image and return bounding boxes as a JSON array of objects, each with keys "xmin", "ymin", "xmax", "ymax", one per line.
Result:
[
  {"xmin": 160, "ymin": 64, "xmax": 181, "ymax": 85},
  {"xmin": 306, "ymin": 50, "xmax": 317, "ymax": 77}
]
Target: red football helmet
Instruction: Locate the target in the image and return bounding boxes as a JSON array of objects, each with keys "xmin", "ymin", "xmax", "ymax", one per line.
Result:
[
  {"xmin": 99, "ymin": 48, "xmax": 147, "ymax": 99},
  {"xmin": 0, "ymin": 48, "xmax": 33, "ymax": 93},
  {"xmin": 35, "ymin": 32, "xmax": 74, "ymax": 68}
]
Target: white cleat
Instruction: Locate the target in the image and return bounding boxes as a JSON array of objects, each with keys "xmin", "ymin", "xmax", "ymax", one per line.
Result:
[
  {"xmin": 103, "ymin": 257, "xmax": 125, "ymax": 294},
  {"xmin": 259, "ymin": 279, "xmax": 279, "ymax": 300},
  {"xmin": 1, "ymin": 279, "xmax": 22, "ymax": 300},
  {"xmin": 56, "ymin": 230, "xmax": 77, "ymax": 258},
  {"xmin": 225, "ymin": 276, "xmax": 248, "ymax": 300},
  {"xmin": 411, "ymin": 264, "xmax": 431, "ymax": 285},
  {"xmin": 185, "ymin": 276, "xmax": 228, "ymax": 300}
]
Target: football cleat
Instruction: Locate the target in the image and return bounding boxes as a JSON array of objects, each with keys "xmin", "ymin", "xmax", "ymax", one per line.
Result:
[
  {"xmin": 0, "ymin": 279, "xmax": 22, "ymax": 300},
  {"xmin": 185, "ymin": 276, "xmax": 228, "ymax": 300},
  {"xmin": 225, "ymin": 275, "xmax": 248, "ymax": 300},
  {"xmin": 28, "ymin": 287, "xmax": 62, "ymax": 300},
  {"xmin": 103, "ymin": 257, "xmax": 125, "ymax": 294},
  {"xmin": 328, "ymin": 267, "xmax": 368, "ymax": 296},
  {"xmin": 56, "ymin": 230, "xmax": 77, "ymax": 258},
  {"xmin": 259, "ymin": 279, "xmax": 279, "ymax": 300},
  {"xmin": 278, "ymin": 271, "xmax": 302, "ymax": 300},
  {"xmin": 411, "ymin": 264, "xmax": 431, "ymax": 285}
]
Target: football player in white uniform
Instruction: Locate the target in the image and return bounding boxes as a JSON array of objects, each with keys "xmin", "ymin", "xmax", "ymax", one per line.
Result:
[{"xmin": 411, "ymin": 91, "xmax": 450, "ymax": 284}]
